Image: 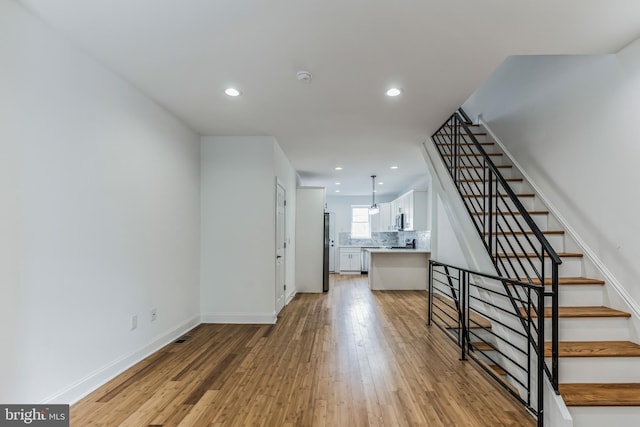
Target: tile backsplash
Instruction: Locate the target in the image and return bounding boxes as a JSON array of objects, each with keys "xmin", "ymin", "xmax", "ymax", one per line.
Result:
[{"xmin": 339, "ymin": 230, "xmax": 431, "ymax": 250}]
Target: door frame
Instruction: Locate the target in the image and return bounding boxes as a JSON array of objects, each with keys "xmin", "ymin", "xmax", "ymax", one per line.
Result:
[{"xmin": 275, "ymin": 178, "xmax": 287, "ymax": 315}]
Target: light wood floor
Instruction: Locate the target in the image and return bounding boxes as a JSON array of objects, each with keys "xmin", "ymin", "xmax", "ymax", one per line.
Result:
[{"xmin": 72, "ymin": 274, "xmax": 535, "ymax": 426}]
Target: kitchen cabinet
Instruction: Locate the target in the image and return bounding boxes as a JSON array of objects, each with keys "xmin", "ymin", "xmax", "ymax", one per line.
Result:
[
  {"xmin": 393, "ymin": 190, "xmax": 428, "ymax": 231},
  {"xmin": 371, "ymin": 202, "xmax": 393, "ymax": 232},
  {"xmin": 339, "ymin": 247, "xmax": 361, "ymax": 274},
  {"xmin": 379, "ymin": 202, "xmax": 392, "ymax": 231}
]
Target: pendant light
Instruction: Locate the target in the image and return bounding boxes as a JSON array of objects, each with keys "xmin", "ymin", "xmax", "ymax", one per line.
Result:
[{"xmin": 369, "ymin": 175, "xmax": 380, "ymax": 215}]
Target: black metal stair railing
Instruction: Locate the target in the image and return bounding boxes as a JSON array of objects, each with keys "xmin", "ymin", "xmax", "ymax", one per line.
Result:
[
  {"xmin": 427, "ymin": 109, "xmax": 562, "ymax": 424},
  {"xmin": 428, "ymin": 261, "xmax": 546, "ymax": 426}
]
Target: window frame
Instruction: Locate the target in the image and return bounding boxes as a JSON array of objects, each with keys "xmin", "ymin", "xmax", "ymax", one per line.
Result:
[{"xmin": 350, "ymin": 205, "xmax": 371, "ymax": 239}]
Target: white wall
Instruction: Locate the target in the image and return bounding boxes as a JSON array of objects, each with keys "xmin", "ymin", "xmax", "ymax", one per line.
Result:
[
  {"xmin": 326, "ymin": 195, "xmax": 395, "ymax": 235},
  {"xmin": 463, "ymin": 38, "xmax": 640, "ymax": 308},
  {"xmin": 295, "ymin": 188, "xmax": 325, "ymax": 293},
  {"xmin": 200, "ymin": 136, "xmax": 297, "ymax": 322},
  {"xmin": 1, "ymin": 0, "xmax": 201, "ymax": 404}
]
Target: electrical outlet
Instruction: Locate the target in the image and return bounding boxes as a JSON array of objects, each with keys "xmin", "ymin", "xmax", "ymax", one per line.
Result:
[
  {"xmin": 151, "ymin": 308, "xmax": 157, "ymax": 322},
  {"xmin": 131, "ymin": 315, "xmax": 138, "ymax": 330}
]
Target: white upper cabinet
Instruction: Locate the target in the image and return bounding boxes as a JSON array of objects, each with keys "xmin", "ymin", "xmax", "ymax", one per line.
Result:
[{"xmin": 393, "ymin": 190, "xmax": 428, "ymax": 231}]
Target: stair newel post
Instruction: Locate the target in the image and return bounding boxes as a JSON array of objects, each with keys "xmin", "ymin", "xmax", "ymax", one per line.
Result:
[
  {"xmin": 487, "ymin": 168, "xmax": 494, "ymax": 263},
  {"xmin": 453, "ymin": 116, "xmax": 460, "ymax": 187},
  {"xmin": 551, "ymin": 261, "xmax": 560, "ymax": 393},
  {"xmin": 428, "ymin": 260, "xmax": 433, "ymax": 326},
  {"xmin": 460, "ymin": 270, "xmax": 468, "ymax": 361},
  {"xmin": 537, "ymin": 284, "xmax": 545, "ymax": 427}
]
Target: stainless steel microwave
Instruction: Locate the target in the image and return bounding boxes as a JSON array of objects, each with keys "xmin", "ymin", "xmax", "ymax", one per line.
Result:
[{"xmin": 395, "ymin": 213, "xmax": 406, "ymax": 230}]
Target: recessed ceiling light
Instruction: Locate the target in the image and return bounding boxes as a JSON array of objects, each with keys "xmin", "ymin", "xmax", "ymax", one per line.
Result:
[
  {"xmin": 378, "ymin": 182, "xmax": 384, "ymax": 185},
  {"xmin": 335, "ymin": 182, "xmax": 341, "ymax": 185},
  {"xmin": 225, "ymin": 87, "xmax": 241, "ymax": 97},
  {"xmin": 390, "ymin": 166, "xmax": 399, "ymax": 169},
  {"xmin": 335, "ymin": 190, "xmax": 340, "ymax": 193},
  {"xmin": 386, "ymin": 87, "xmax": 402, "ymax": 97},
  {"xmin": 335, "ymin": 166, "xmax": 343, "ymax": 170}
]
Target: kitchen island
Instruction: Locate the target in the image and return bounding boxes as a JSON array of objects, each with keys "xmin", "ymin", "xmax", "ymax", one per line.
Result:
[{"xmin": 365, "ymin": 248, "xmax": 431, "ymax": 290}]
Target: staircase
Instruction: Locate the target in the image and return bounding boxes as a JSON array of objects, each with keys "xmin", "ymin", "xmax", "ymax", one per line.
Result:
[{"xmin": 429, "ymin": 110, "xmax": 640, "ymax": 426}]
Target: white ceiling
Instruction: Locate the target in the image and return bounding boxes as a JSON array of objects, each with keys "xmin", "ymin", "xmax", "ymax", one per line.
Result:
[{"xmin": 19, "ymin": 0, "xmax": 640, "ymax": 196}]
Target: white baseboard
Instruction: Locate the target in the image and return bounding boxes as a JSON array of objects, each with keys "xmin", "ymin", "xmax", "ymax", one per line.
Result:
[
  {"xmin": 200, "ymin": 312, "xmax": 277, "ymax": 324},
  {"xmin": 480, "ymin": 118, "xmax": 640, "ymax": 321},
  {"xmin": 43, "ymin": 314, "xmax": 201, "ymax": 405}
]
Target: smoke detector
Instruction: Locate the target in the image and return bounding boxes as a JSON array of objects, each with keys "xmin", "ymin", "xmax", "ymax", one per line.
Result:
[{"xmin": 296, "ymin": 70, "xmax": 313, "ymax": 83}]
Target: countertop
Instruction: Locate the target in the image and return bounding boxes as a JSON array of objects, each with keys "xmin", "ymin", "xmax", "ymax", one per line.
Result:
[{"xmin": 364, "ymin": 248, "xmax": 430, "ymax": 253}]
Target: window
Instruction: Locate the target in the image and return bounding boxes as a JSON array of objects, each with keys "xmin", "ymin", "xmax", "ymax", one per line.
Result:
[{"xmin": 351, "ymin": 206, "xmax": 371, "ymax": 239}]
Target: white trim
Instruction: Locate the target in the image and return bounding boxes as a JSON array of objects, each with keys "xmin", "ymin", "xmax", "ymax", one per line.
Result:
[
  {"xmin": 480, "ymin": 117, "xmax": 640, "ymax": 320},
  {"xmin": 42, "ymin": 314, "xmax": 200, "ymax": 405},
  {"xmin": 200, "ymin": 312, "xmax": 277, "ymax": 324},
  {"xmin": 286, "ymin": 290, "xmax": 297, "ymax": 305}
]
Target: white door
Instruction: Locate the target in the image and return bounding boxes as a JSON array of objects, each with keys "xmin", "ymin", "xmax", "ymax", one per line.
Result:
[{"xmin": 275, "ymin": 182, "xmax": 286, "ymax": 314}]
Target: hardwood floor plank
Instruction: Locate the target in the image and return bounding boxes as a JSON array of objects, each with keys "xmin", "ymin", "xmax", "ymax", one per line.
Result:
[{"xmin": 71, "ymin": 274, "xmax": 535, "ymax": 426}]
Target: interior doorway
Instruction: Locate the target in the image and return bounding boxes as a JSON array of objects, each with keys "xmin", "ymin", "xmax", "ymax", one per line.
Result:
[{"xmin": 275, "ymin": 180, "xmax": 286, "ymax": 314}]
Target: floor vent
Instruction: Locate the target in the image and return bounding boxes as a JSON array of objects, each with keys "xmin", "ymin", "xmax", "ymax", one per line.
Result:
[{"xmin": 174, "ymin": 336, "xmax": 190, "ymax": 344}]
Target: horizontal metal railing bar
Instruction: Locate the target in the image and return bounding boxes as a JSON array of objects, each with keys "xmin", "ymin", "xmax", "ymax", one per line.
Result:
[
  {"xmin": 464, "ymin": 311, "xmax": 529, "ymax": 338},
  {"xmin": 432, "ymin": 113, "xmax": 561, "ymax": 266},
  {"xmin": 431, "ymin": 261, "xmax": 543, "ymax": 291},
  {"xmin": 467, "ymin": 315, "xmax": 530, "ymax": 352},
  {"xmin": 468, "ymin": 330, "xmax": 528, "ymax": 369},
  {"xmin": 468, "ymin": 321, "xmax": 530, "ymax": 358},
  {"xmin": 467, "ymin": 280, "xmax": 533, "ymax": 304},
  {"xmin": 466, "ymin": 352, "xmax": 532, "ymax": 409},
  {"xmin": 468, "ymin": 348, "xmax": 529, "ymax": 392},
  {"xmin": 432, "ymin": 270, "xmax": 460, "ymax": 282},
  {"xmin": 432, "ymin": 277, "xmax": 457, "ymax": 289}
]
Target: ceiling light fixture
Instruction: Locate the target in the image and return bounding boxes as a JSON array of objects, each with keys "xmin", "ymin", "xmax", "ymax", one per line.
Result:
[
  {"xmin": 390, "ymin": 165, "xmax": 399, "ymax": 170},
  {"xmin": 378, "ymin": 182, "xmax": 384, "ymax": 185},
  {"xmin": 369, "ymin": 175, "xmax": 379, "ymax": 215},
  {"xmin": 335, "ymin": 166, "xmax": 343, "ymax": 170},
  {"xmin": 386, "ymin": 87, "xmax": 402, "ymax": 97},
  {"xmin": 335, "ymin": 190, "xmax": 340, "ymax": 193},
  {"xmin": 225, "ymin": 87, "xmax": 241, "ymax": 97},
  {"xmin": 335, "ymin": 182, "xmax": 341, "ymax": 185}
]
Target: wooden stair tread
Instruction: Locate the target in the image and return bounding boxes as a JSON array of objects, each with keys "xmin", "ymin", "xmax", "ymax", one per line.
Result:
[
  {"xmin": 460, "ymin": 178, "xmax": 523, "ymax": 183},
  {"xmin": 489, "ymin": 364, "xmax": 507, "ymax": 376},
  {"xmin": 460, "ymin": 164, "xmax": 511, "ymax": 169},
  {"xmin": 470, "ymin": 341, "xmax": 495, "ymax": 351},
  {"xmin": 442, "ymin": 153, "xmax": 503, "ymax": 157},
  {"xmin": 496, "ymin": 252, "xmax": 582, "ymax": 258},
  {"xmin": 471, "ymin": 210, "xmax": 548, "ymax": 216},
  {"xmin": 544, "ymin": 341, "xmax": 640, "ymax": 358},
  {"xmin": 431, "ymin": 294, "xmax": 492, "ymax": 329},
  {"xmin": 439, "ymin": 132, "xmax": 487, "ymax": 136},
  {"xmin": 521, "ymin": 306, "xmax": 631, "ymax": 319},
  {"xmin": 559, "ymin": 383, "xmax": 640, "ymax": 406},
  {"xmin": 528, "ymin": 277, "xmax": 605, "ymax": 286},
  {"xmin": 464, "ymin": 193, "xmax": 535, "ymax": 198},
  {"xmin": 436, "ymin": 142, "xmax": 495, "ymax": 146}
]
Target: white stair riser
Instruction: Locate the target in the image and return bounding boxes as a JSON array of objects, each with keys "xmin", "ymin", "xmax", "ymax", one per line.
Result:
[
  {"xmin": 496, "ymin": 257, "xmax": 583, "ymax": 279},
  {"xmin": 463, "ymin": 195, "xmax": 536, "ymax": 211},
  {"xmin": 461, "ymin": 181, "xmax": 525, "ymax": 195},
  {"xmin": 569, "ymin": 406, "xmax": 640, "ymax": 427},
  {"xmin": 546, "ymin": 317, "xmax": 630, "ymax": 341},
  {"xmin": 494, "ymin": 234, "xmax": 565, "ymax": 254},
  {"xmin": 459, "ymin": 167, "xmax": 516, "ymax": 180},
  {"xmin": 495, "ymin": 214, "xmax": 549, "ymax": 233},
  {"xmin": 545, "ymin": 285, "xmax": 604, "ymax": 307},
  {"xmin": 549, "ymin": 357, "xmax": 640, "ymax": 383}
]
